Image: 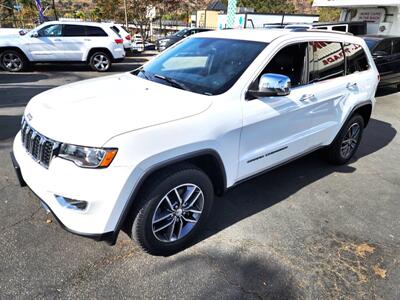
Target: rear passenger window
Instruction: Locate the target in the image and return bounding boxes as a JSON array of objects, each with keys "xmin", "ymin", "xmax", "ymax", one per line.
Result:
[
  {"xmin": 86, "ymin": 26, "xmax": 107, "ymax": 37},
  {"xmin": 392, "ymin": 40, "xmax": 400, "ymax": 54},
  {"xmin": 374, "ymin": 39, "xmax": 392, "ymax": 55},
  {"xmin": 344, "ymin": 43, "xmax": 370, "ymax": 74},
  {"xmin": 63, "ymin": 25, "xmax": 86, "ymax": 37},
  {"xmin": 110, "ymin": 26, "xmax": 121, "ymax": 36},
  {"xmin": 311, "ymin": 41, "xmax": 345, "ymax": 81}
]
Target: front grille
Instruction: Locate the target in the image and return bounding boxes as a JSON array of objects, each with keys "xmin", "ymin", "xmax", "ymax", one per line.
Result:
[{"xmin": 21, "ymin": 118, "xmax": 59, "ymax": 168}]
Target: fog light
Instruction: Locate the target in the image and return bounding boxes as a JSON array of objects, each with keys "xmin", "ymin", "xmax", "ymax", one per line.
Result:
[{"xmin": 55, "ymin": 195, "xmax": 88, "ymax": 211}]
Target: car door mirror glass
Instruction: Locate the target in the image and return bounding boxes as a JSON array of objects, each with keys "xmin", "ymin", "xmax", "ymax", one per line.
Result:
[
  {"xmin": 248, "ymin": 73, "xmax": 291, "ymax": 99},
  {"xmin": 31, "ymin": 31, "xmax": 39, "ymax": 38}
]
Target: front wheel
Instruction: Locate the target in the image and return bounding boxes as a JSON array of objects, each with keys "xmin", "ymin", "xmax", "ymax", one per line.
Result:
[
  {"xmin": 129, "ymin": 164, "xmax": 214, "ymax": 256},
  {"xmin": 325, "ymin": 114, "xmax": 364, "ymax": 165},
  {"xmin": 1, "ymin": 50, "xmax": 26, "ymax": 72},
  {"xmin": 89, "ymin": 51, "xmax": 112, "ymax": 72}
]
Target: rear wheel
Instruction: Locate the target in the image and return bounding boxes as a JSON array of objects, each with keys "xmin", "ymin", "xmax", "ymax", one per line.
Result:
[
  {"xmin": 129, "ymin": 164, "xmax": 214, "ymax": 256},
  {"xmin": 1, "ymin": 50, "xmax": 25, "ymax": 72},
  {"xmin": 325, "ymin": 114, "xmax": 364, "ymax": 165},
  {"xmin": 89, "ymin": 51, "xmax": 111, "ymax": 72}
]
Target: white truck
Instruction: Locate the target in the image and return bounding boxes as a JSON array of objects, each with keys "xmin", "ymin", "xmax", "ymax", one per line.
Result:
[{"xmin": 313, "ymin": 0, "xmax": 400, "ymax": 35}]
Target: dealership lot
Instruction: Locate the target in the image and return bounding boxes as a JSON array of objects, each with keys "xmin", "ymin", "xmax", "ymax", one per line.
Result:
[{"xmin": 0, "ymin": 56, "xmax": 399, "ymax": 299}]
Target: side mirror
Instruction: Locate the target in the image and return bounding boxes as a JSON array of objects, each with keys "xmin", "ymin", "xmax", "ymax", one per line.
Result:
[
  {"xmin": 373, "ymin": 50, "xmax": 388, "ymax": 57},
  {"xmin": 247, "ymin": 73, "xmax": 291, "ymax": 99},
  {"xmin": 31, "ymin": 31, "xmax": 39, "ymax": 38}
]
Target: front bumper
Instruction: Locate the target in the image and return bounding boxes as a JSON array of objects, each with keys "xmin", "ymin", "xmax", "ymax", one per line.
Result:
[{"xmin": 12, "ymin": 132, "xmax": 139, "ymax": 242}]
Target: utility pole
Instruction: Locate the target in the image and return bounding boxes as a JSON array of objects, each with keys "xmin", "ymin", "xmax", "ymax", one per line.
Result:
[
  {"xmin": 52, "ymin": 0, "xmax": 58, "ymax": 20},
  {"xmin": 123, "ymin": 0, "xmax": 128, "ymax": 28}
]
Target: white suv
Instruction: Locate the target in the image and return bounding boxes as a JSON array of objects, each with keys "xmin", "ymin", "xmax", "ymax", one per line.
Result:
[
  {"xmin": 12, "ymin": 29, "xmax": 379, "ymax": 255},
  {"xmin": 0, "ymin": 21, "xmax": 125, "ymax": 72}
]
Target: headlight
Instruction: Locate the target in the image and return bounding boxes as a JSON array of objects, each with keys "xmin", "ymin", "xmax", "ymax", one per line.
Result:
[
  {"xmin": 58, "ymin": 144, "xmax": 117, "ymax": 168},
  {"xmin": 159, "ymin": 39, "xmax": 169, "ymax": 46}
]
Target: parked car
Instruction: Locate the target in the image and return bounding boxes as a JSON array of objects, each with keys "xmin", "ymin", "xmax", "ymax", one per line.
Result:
[
  {"xmin": 110, "ymin": 24, "xmax": 132, "ymax": 52},
  {"xmin": 131, "ymin": 34, "xmax": 144, "ymax": 53},
  {"xmin": 361, "ymin": 35, "xmax": 400, "ymax": 88},
  {"xmin": 11, "ymin": 29, "xmax": 379, "ymax": 255},
  {"xmin": 155, "ymin": 28, "xmax": 212, "ymax": 51},
  {"xmin": 0, "ymin": 21, "xmax": 125, "ymax": 72}
]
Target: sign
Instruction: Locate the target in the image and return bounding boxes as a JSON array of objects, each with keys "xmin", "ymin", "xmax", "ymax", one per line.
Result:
[{"xmin": 353, "ymin": 8, "xmax": 385, "ymax": 24}]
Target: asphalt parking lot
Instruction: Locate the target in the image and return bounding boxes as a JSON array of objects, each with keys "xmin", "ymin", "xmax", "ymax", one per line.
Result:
[{"xmin": 0, "ymin": 55, "xmax": 399, "ymax": 299}]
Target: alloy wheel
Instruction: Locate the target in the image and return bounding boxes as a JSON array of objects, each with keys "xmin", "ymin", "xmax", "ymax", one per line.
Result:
[
  {"xmin": 152, "ymin": 184, "xmax": 204, "ymax": 243},
  {"xmin": 2, "ymin": 53, "xmax": 23, "ymax": 71},
  {"xmin": 93, "ymin": 54, "xmax": 109, "ymax": 71},
  {"xmin": 340, "ymin": 123, "xmax": 361, "ymax": 159}
]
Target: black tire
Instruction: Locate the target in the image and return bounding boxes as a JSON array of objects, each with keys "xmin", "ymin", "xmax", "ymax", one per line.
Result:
[
  {"xmin": 89, "ymin": 51, "xmax": 112, "ymax": 72},
  {"xmin": 0, "ymin": 50, "xmax": 26, "ymax": 72},
  {"xmin": 325, "ymin": 114, "xmax": 364, "ymax": 165},
  {"xmin": 129, "ymin": 164, "xmax": 214, "ymax": 256}
]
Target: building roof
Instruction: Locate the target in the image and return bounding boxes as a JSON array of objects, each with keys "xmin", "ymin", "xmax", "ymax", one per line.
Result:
[{"xmin": 313, "ymin": 0, "xmax": 400, "ymax": 7}]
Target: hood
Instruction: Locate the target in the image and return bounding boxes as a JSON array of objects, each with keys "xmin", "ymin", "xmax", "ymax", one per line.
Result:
[
  {"xmin": 24, "ymin": 73, "xmax": 212, "ymax": 146},
  {"xmin": 0, "ymin": 34, "xmax": 22, "ymax": 43}
]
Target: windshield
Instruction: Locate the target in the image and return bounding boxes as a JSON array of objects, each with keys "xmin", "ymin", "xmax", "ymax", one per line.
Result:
[
  {"xmin": 174, "ymin": 29, "xmax": 189, "ymax": 37},
  {"xmin": 133, "ymin": 37, "xmax": 267, "ymax": 95},
  {"xmin": 364, "ymin": 39, "xmax": 379, "ymax": 50}
]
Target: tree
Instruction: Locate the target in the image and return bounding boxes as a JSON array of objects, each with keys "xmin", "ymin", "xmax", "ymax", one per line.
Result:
[
  {"xmin": 317, "ymin": 7, "xmax": 340, "ymax": 22},
  {"xmin": 93, "ymin": 0, "xmax": 122, "ymax": 22}
]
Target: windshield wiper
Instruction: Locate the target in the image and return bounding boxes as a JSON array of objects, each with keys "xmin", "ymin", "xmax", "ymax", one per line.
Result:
[
  {"xmin": 154, "ymin": 74, "xmax": 190, "ymax": 91},
  {"xmin": 137, "ymin": 68, "xmax": 151, "ymax": 80}
]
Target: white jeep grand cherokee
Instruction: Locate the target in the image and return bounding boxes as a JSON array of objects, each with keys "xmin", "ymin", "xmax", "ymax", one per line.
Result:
[
  {"xmin": 0, "ymin": 21, "xmax": 125, "ymax": 72},
  {"xmin": 12, "ymin": 29, "xmax": 379, "ymax": 255}
]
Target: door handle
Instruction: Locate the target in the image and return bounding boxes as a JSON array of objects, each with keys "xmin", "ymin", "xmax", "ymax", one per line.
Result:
[
  {"xmin": 300, "ymin": 94, "xmax": 316, "ymax": 102},
  {"xmin": 84, "ymin": 38, "xmax": 91, "ymax": 41},
  {"xmin": 54, "ymin": 38, "xmax": 62, "ymax": 41},
  {"xmin": 346, "ymin": 82, "xmax": 358, "ymax": 90}
]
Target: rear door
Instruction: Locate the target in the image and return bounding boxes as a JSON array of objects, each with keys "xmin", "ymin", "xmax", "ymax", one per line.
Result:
[
  {"xmin": 306, "ymin": 41, "xmax": 350, "ymax": 146},
  {"xmin": 61, "ymin": 24, "xmax": 87, "ymax": 61},
  {"xmin": 28, "ymin": 24, "xmax": 65, "ymax": 61}
]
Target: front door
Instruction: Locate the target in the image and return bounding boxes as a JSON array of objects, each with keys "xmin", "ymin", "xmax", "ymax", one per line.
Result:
[
  {"xmin": 238, "ymin": 42, "xmax": 316, "ymax": 180},
  {"xmin": 28, "ymin": 24, "xmax": 65, "ymax": 61}
]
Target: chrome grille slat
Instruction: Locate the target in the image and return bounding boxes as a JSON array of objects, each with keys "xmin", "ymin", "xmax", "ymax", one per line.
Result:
[{"xmin": 20, "ymin": 117, "xmax": 59, "ymax": 168}]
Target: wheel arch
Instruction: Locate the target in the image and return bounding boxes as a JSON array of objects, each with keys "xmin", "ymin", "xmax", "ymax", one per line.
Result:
[
  {"xmin": 352, "ymin": 102, "xmax": 372, "ymax": 128},
  {"xmin": 114, "ymin": 149, "xmax": 227, "ymax": 237},
  {"xmin": 86, "ymin": 47, "xmax": 114, "ymax": 62},
  {"xmin": 0, "ymin": 46, "xmax": 30, "ymax": 62}
]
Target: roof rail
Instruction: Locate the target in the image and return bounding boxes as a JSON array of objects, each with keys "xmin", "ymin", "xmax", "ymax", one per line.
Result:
[{"xmin": 306, "ymin": 29, "xmax": 354, "ymax": 36}]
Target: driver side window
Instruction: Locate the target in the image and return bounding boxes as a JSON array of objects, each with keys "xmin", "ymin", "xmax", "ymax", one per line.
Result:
[
  {"xmin": 38, "ymin": 24, "xmax": 62, "ymax": 37},
  {"xmin": 258, "ymin": 43, "xmax": 309, "ymax": 88}
]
